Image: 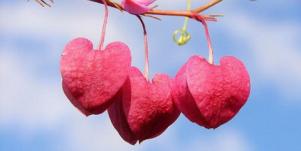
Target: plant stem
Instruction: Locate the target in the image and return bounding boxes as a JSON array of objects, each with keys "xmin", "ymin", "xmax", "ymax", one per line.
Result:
[
  {"xmin": 192, "ymin": 15, "xmax": 214, "ymax": 64},
  {"xmin": 137, "ymin": 16, "xmax": 149, "ymax": 80},
  {"xmin": 89, "ymin": 0, "xmax": 219, "ymax": 63},
  {"xmin": 99, "ymin": 0, "xmax": 109, "ymax": 50}
]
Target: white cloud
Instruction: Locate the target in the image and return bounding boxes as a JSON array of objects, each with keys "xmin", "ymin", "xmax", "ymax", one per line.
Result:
[
  {"xmin": 0, "ymin": 1, "xmax": 122, "ymax": 44},
  {"xmin": 63, "ymin": 115, "xmax": 136, "ymax": 151},
  {"xmin": 0, "ymin": 48, "xmax": 69, "ymax": 129},
  {"xmin": 220, "ymin": 10, "xmax": 301, "ymax": 101},
  {"xmin": 139, "ymin": 126, "xmax": 253, "ymax": 151},
  {"xmin": 194, "ymin": 129, "xmax": 253, "ymax": 151}
]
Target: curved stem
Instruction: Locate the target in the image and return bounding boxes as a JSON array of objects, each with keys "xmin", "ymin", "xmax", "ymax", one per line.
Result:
[
  {"xmin": 183, "ymin": 0, "xmax": 191, "ymax": 31},
  {"xmin": 136, "ymin": 15, "xmax": 149, "ymax": 80},
  {"xmin": 173, "ymin": 0, "xmax": 192, "ymax": 46},
  {"xmin": 192, "ymin": 14, "xmax": 214, "ymax": 64},
  {"xmin": 99, "ymin": 0, "xmax": 109, "ymax": 50}
]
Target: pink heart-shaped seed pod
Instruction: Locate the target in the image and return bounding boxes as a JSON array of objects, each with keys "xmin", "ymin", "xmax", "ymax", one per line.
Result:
[
  {"xmin": 60, "ymin": 38, "xmax": 131, "ymax": 116},
  {"xmin": 122, "ymin": 0, "xmax": 156, "ymax": 15},
  {"xmin": 108, "ymin": 67, "xmax": 180, "ymax": 144},
  {"xmin": 173, "ymin": 55, "xmax": 250, "ymax": 128}
]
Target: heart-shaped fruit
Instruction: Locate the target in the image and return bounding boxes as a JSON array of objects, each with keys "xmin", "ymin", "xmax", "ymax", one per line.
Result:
[
  {"xmin": 108, "ymin": 67, "xmax": 180, "ymax": 144},
  {"xmin": 60, "ymin": 38, "xmax": 131, "ymax": 116},
  {"xmin": 173, "ymin": 55, "xmax": 250, "ymax": 128}
]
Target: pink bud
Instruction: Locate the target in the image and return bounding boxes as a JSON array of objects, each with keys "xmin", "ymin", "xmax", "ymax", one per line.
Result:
[{"xmin": 122, "ymin": 0, "xmax": 156, "ymax": 14}]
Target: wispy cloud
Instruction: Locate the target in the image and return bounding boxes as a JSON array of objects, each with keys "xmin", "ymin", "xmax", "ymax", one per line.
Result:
[
  {"xmin": 0, "ymin": 48, "xmax": 69, "ymax": 129},
  {"xmin": 186, "ymin": 129, "xmax": 252, "ymax": 151},
  {"xmin": 0, "ymin": 1, "xmax": 123, "ymax": 44},
  {"xmin": 220, "ymin": 9, "xmax": 301, "ymax": 102}
]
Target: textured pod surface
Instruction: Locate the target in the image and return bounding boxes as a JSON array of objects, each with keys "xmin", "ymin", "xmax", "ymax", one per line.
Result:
[
  {"xmin": 172, "ymin": 63, "xmax": 208, "ymax": 127},
  {"xmin": 60, "ymin": 38, "xmax": 131, "ymax": 116},
  {"xmin": 173, "ymin": 55, "xmax": 250, "ymax": 128},
  {"xmin": 108, "ymin": 67, "xmax": 180, "ymax": 144}
]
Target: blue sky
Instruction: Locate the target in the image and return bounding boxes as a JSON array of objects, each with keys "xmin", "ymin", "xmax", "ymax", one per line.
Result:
[{"xmin": 1, "ymin": 0, "xmax": 301, "ymax": 151}]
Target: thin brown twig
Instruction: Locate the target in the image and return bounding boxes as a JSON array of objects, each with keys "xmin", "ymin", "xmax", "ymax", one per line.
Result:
[
  {"xmin": 193, "ymin": 0, "xmax": 222, "ymax": 13},
  {"xmin": 33, "ymin": 0, "xmax": 53, "ymax": 7}
]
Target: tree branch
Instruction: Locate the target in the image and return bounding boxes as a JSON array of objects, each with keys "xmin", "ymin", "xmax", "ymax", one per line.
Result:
[
  {"xmin": 193, "ymin": 0, "xmax": 222, "ymax": 13},
  {"xmin": 89, "ymin": 0, "xmax": 222, "ymax": 19},
  {"xmin": 33, "ymin": 0, "xmax": 53, "ymax": 7}
]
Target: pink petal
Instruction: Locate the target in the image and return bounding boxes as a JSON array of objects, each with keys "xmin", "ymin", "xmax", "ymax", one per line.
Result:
[{"xmin": 122, "ymin": 0, "xmax": 154, "ymax": 14}]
